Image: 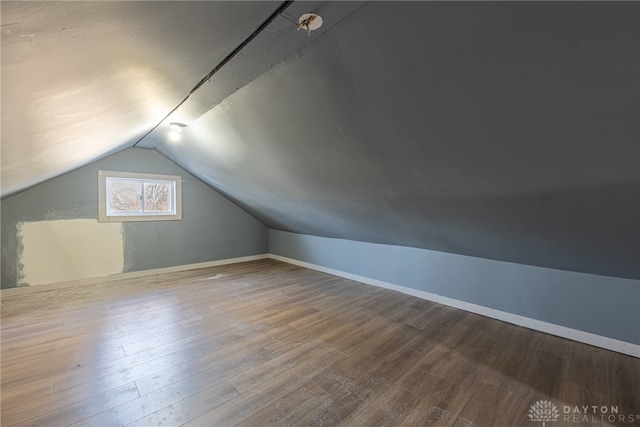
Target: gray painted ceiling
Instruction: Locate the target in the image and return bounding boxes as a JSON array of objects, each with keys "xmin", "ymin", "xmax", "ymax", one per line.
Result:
[{"xmin": 2, "ymin": 1, "xmax": 639, "ymax": 279}]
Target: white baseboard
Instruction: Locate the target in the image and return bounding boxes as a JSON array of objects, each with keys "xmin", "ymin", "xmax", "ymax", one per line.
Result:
[
  {"xmin": 268, "ymin": 253, "xmax": 640, "ymax": 358},
  {"xmin": 1, "ymin": 254, "xmax": 269, "ymax": 298},
  {"xmin": 3, "ymin": 252, "xmax": 637, "ymax": 358}
]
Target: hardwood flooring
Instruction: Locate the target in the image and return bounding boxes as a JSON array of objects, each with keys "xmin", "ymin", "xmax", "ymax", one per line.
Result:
[{"xmin": 1, "ymin": 259, "xmax": 638, "ymax": 426}]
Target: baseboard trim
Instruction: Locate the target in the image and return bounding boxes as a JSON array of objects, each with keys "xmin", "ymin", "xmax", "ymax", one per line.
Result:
[
  {"xmin": 268, "ymin": 253, "xmax": 640, "ymax": 358},
  {"xmin": 1, "ymin": 254, "xmax": 269, "ymax": 298},
  {"xmin": 3, "ymin": 252, "xmax": 637, "ymax": 357}
]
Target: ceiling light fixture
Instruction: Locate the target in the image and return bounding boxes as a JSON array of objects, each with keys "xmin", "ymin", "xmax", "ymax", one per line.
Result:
[
  {"xmin": 298, "ymin": 13, "xmax": 322, "ymax": 36},
  {"xmin": 169, "ymin": 122, "xmax": 187, "ymax": 133}
]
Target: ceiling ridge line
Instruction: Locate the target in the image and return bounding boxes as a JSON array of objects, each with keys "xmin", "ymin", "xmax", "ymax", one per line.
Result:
[{"xmin": 132, "ymin": 0, "xmax": 295, "ymax": 148}]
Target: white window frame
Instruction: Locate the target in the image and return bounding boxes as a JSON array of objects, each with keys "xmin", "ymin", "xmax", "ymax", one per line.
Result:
[{"xmin": 98, "ymin": 170, "xmax": 182, "ymax": 222}]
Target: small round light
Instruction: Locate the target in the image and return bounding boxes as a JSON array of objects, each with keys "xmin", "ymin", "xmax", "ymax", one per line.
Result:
[
  {"xmin": 169, "ymin": 122, "xmax": 186, "ymax": 133},
  {"xmin": 298, "ymin": 13, "xmax": 323, "ymax": 35},
  {"xmin": 168, "ymin": 131, "xmax": 182, "ymax": 142}
]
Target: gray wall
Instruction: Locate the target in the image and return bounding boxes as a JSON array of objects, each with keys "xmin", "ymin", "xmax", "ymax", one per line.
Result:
[
  {"xmin": 0, "ymin": 148, "xmax": 268, "ymax": 288},
  {"xmin": 270, "ymin": 230, "xmax": 640, "ymax": 345},
  {"xmin": 154, "ymin": 1, "xmax": 640, "ymax": 280}
]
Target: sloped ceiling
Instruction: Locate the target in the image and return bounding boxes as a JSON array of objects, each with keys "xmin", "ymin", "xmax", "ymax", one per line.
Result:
[
  {"xmin": 0, "ymin": 0, "xmax": 283, "ymax": 194},
  {"xmin": 2, "ymin": 2, "xmax": 639, "ymax": 279}
]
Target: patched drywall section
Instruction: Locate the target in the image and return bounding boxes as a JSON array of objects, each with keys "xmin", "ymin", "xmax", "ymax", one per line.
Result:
[{"xmin": 18, "ymin": 219, "xmax": 123, "ymax": 286}]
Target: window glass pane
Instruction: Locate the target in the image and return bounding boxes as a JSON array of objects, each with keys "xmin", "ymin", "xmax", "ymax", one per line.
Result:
[
  {"xmin": 99, "ymin": 171, "xmax": 181, "ymax": 222},
  {"xmin": 109, "ymin": 180, "xmax": 142, "ymax": 213},
  {"xmin": 144, "ymin": 182, "xmax": 172, "ymax": 213}
]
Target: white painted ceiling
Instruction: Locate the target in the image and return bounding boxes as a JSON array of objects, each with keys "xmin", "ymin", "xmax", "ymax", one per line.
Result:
[
  {"xmin": 2, "ymin": 1, "xmax": 639, "ymax": 278},
  {"xmin": 1, "ymin": 1, "xmax": 282, "ymax": 195}
]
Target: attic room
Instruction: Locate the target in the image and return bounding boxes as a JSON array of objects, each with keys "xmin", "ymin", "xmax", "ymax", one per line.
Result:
[{"xmin": 1, "ymin": 1, "xmax": 638, "ymax": 426}]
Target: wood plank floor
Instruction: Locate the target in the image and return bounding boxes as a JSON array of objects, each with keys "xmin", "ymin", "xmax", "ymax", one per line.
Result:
[{"xmin": 1, "ymin": 259, "xmax": 638, "ymax": 427}]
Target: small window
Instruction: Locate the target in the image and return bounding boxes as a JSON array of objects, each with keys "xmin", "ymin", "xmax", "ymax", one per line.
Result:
[{"xmin": 98, "ymin": 171, "xmax": 182, "ymax": 222}]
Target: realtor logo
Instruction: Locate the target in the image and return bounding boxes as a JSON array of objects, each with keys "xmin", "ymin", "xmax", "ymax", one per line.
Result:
[
  {"xmin": 528, "ymin": 399, "xmax": 639, "ymax": 424},
  {"xmin": 529, "ymin": 400, "xmax": 560, "ymax": 426}
]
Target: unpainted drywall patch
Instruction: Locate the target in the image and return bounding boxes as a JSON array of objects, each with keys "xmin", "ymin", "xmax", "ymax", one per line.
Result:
[{"xmin": 18, "ymin": 219, "xmax": 124, "ymax": 286}]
